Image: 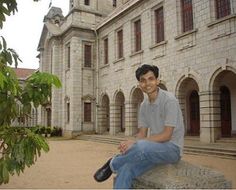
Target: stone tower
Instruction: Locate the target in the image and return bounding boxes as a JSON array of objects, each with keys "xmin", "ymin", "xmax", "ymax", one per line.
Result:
[
  {"xmin": 38, "ymin": 0, "xmax": 115, "ymax": 137},
  {"xmin": 69, "ymin": 0, "xmax": 116, "ymax": 15}
]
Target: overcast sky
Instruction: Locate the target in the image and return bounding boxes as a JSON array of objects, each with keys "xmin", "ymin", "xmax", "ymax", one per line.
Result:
[{"xmin": 1, "ymin": 0, "xmax": 68, "ymax": 69}]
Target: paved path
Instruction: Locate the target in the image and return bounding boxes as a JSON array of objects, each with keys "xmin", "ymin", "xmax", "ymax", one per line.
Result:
[{"xmin": 1, "ymin": 139, "xmax": 236, "ymax": 189}]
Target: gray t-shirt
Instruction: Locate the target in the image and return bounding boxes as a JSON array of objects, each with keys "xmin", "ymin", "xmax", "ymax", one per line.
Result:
[{"xmin": 138, "ymin": 88, "xmax": 185, "ymax": 155}]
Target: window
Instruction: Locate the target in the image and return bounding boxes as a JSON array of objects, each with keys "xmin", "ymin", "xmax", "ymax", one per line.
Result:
[
  {"xmin": 104, "ymin": 38, "xmax": 109, "ymax": 64},
  {"xmin": 84, "ymin": 102, "xmax": 91, "ymax": 122},
  {"xmin": 113, "ymin": 0, "xmax": 117, "ymax": 7},
  {"xmin": 67, "ymin": 45, "xmax": 70, "ymax": 69},
  {"xmin": 84, "ymin": 0, "xmax": 90, "ymax": 6},
  {"xmin": 84, "ymin": 44, "xmax": 92, "ymax": 67},
  {"xmin": 134, "ymin": 19, "xmax": 141, "ymax": 52},
  {"xmin": 117, "ymin": 29, "xmax": 123, "ymax": 58},
  {"xmin": 155, "ymin": 7, "xmax": 164, "ymax": 43},
  {"xmin": 181, "ymin": 0, "xmax": 193, "ymax": 32},
  {"xmin": 67, "ymin": 102, "xmax": 70, "ymax": 123},
  {"xmin": 215, "ymin": 0, "xmax": 231, "ymax": 19}
]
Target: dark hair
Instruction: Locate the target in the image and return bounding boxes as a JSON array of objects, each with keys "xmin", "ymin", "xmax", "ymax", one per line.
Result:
[{"xmin": 135, "ymin": 64, "xmax": 159, "ymax": 81}]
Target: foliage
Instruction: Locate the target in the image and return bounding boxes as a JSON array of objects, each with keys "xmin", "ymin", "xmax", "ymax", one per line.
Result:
[
  {"xmin": 0, "ymin": 0, "xmax": 61, "ymax": 185},
  {"xmin": 0, "ymin": 0, "xmax": 18, "ymax": 29},
  {"xmin": 0, "ymin": 126, "xmax": 49, "ymax": 184},
  {"xmin": 51, "ymin": 126, "xmax": 62, "ymax": 137}
]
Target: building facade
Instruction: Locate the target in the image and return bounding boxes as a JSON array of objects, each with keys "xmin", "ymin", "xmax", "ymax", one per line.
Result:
[
  {"xmin": 37, "ymin": 0, "xmax": 236, "ymax": 143},
  {"xmin": 12, "ymin": 68, "xmax": 38, "ymax": 127}
]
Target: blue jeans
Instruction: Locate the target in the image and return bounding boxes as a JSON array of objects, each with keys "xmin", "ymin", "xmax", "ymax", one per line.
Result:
[{"xmin": 110, "ymin": 140, "xmax": 180, "ymax": 189}]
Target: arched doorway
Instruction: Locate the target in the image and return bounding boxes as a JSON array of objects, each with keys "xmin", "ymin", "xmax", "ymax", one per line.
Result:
[
  {"xmin": 176, "ymin": 77, "xmax": 200, "ymax": 136},
  {"xmin": 189, "ymin": 90, "xmax": 200, "ymax": 135},
  {"xmin": 220, "ymin": 86, "xmax": 231, "ymax": 137},
  {"xmin": 115, "ymin": 91, "xmax": 125, "ymax": 133},
  {"xmin": 211, "ymin": 69, "xmax": 236, "ymax": 138}
]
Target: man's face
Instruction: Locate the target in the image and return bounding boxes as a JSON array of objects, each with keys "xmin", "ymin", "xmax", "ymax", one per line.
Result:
[{"xmin": 138, "ymin": 71, "xmax": 159, "ymax": 95}]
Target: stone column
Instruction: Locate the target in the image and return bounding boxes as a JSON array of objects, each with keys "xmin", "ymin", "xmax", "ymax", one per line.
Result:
[
  {"xmin": 199, "ymin": 91, "xmax": 221, "ymax": 143},
  {"xmin": 51, "ymin": 40, "xmax": 62, "ymax": 128},
  {"xmin": 125, "ymin": 101, "xmax": 138, "ymax": 136},
  {"xmin": 109, "ymin": 103, "xmax": 116, "ymax": 135},
  {"xmin": 97, "ymin": 106, "xmax": 107, "ymax": 134},
  {"xmin": 70, "ymin": 37, "xmax": 82, "ymax": 135}
]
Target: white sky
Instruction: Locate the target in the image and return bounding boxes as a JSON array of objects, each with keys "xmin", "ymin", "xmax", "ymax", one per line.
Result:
[{"xmin": 1, "ymin": 0, "xmax": 68, "ymax": 69}]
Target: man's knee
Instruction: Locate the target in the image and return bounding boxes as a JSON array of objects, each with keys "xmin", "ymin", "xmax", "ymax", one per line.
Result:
[
  {"xmin": 115, "ymin": 163, "xmax": 136, "ymax": 180},
  {"xmin": 135, "ymin": 139, "xmax": 150, "ymax": 151}
]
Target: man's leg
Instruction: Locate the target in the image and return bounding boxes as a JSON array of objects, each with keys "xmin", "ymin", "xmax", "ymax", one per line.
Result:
[
  {"xmin": 111, "ymin": 140, "xmax": 180, "ymax": 189},
  {"xmin": 113, "ymin": 159, "xmax": 155, "ymax": 189}
]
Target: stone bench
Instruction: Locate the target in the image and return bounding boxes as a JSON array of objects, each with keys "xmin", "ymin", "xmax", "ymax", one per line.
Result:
[{"xmin": 131, "ymin": 160, "xmax": 232, "ymax": 189}]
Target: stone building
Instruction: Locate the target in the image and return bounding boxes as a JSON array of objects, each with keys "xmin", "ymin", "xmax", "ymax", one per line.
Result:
[
  {"xmin": 37, "ymin": 0, "xmax": 236, "ymax": 143},
  {"xmin": 12, "ymin": 68, "xmax": 38, "ymax": 127}
]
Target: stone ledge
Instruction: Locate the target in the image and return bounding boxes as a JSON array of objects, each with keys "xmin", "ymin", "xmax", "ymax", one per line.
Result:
[{"xmin": 131, "ymin": 160, "xmax": 231, "ymax": 189}]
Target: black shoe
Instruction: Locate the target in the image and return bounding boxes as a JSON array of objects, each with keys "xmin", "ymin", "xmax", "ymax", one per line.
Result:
[{"xmin": 94, "ymin": 158, "xmax": 112, "ymax": 182}]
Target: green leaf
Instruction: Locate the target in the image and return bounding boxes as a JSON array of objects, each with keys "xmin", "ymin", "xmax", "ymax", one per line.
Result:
[
  {"xmin": 1, "ymin": 36, "xmax": 7, "ymax": 50},
  {"xmin": 1, "ymin": 5, "xmax": 10, "ymax": 16},
  {"xmin": 2, "ymin": 162, "xmax": 9, "ymax": 184},
  {"xmin": 0, "ymin": 71, "xmax": 6, "ymax": 89}
]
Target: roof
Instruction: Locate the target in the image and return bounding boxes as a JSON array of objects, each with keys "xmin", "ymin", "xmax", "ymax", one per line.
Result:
[
  {"xmin": 96, "ymin": 0, "xmax": 142, "ymax": 29},
  {"xmin": 13, "ymin": 68, "xmax": 36, "ymax": 80}
]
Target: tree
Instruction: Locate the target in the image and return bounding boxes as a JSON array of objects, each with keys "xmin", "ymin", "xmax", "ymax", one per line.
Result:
[{"xmin": 0, "ymin": 0, "xmax": 61, "ymax": 184}]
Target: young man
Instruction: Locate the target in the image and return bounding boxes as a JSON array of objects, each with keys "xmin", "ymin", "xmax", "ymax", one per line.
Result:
[{"xmin": 94, "ymin": 64, "xmax": 185, "ymax": 189}]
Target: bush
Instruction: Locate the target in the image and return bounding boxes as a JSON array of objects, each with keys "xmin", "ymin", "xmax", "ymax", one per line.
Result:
[
  {"xmin": 51, "ymin": 126, "xmax": 62, "ymax": 137},
  {"xmin": 46, "ymin": 127, "xmax": 51, "ymax": 134}
]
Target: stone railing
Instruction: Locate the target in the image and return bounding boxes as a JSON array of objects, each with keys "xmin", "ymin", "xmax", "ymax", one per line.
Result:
[{"xmin": 131, "ymin": 161, "xmax": 231, "ymax": 189}]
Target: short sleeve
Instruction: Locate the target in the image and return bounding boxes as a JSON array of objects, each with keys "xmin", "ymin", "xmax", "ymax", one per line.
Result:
[
  {"xmin": 138, "ymin": 102, "xmax": 148, "ymax": 128},
  {"xmin": 164, "ymin": 100, "xmax": 178, "ymax": 127}
]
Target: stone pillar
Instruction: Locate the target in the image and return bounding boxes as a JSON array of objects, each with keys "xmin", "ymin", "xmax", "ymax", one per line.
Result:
[
  {"xmin": 97, "ymin": 106, "xmax": 107, "ymax": 134},
  {"xmin": 125, "ymin": 101, "xmax": 138, "ymax": 136},
  {"xmin": 51, "ymin": 40, "xmax": 62, "ymax": 128},
  {"xmin": 71, "ymin": 37, "xmax": 82, "ymax": 134},
  {"xmin": 109, "ymin": 103, "xmax": 116, "ymax": 135},
  {"xmin": 199, "ymin": 91, "xmax": 221, "ymax": 143}
]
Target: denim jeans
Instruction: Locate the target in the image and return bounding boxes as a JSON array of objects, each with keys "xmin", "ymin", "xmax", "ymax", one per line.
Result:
[{"xmin": 110, "ymin": 140, "xmax": 180, "ymax": 189}]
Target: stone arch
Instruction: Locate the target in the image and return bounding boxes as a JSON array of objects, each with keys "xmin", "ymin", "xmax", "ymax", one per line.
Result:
[
  {"xmin": 127, "ymin": 86, "xmax": 144, "ymax": 135},
  {"xmin": 209, "ymin": 66, "xmax": 236, "ymax": 91},
  {"xmin": 112, "ymin": 90, "xmax": 125, "ymax": 134},
  {"xmin": 175, "ymin": 75, "xmax": 200, "ymax": 136},
  {"xmin": 209, "ymin": 66, "xmax": 236, "ymax": 138},
  {"xmin": 98, "ymin": 93, "xmax": 110, "ymax": 134}
]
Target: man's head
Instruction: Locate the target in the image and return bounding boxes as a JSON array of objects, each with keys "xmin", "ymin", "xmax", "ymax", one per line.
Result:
[
  {"xmin": 135, "ymin": 64, "xmax": 160, "ymax": 96},
  {"xmin": 135, "ymin": 64, "xmax": 159, "ymax": 81}
]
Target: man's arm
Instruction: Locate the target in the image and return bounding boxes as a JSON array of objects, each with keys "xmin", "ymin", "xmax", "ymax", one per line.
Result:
[
  {"xmin": 118, "ymin": 127, "xmax": 148, "ymax": 154},
  {"xmin": 135, "ymin": 127, "xmax": 148, "ymax": 139},
  {"xmin": 119, "ymin": 126, "xmax": 174, "ymax": 154},
  {"xmin": 145, "ymin": 126, "xmax": 174, "ymax": 142}
]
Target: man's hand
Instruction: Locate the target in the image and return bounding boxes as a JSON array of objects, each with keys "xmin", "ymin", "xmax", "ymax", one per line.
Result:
[{"xmin": 118, "ymin": 139, "xmax": 136, "ymax": 154}]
